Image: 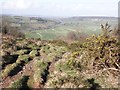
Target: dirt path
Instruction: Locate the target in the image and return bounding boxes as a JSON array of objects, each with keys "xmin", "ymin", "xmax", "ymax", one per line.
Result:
[{"xmin": 0, "ymin": 60, "xmax": 34, "ymax": 88}]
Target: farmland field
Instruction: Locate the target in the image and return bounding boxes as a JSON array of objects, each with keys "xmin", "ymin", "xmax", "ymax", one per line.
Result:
[{"xmin": 24, "ymin": 17, "xmax": 117, "ymax": 40}]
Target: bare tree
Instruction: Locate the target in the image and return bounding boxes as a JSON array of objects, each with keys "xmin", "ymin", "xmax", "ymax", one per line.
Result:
[
  {"xmin": 0, "ymin": 16, "xmax": 25, "ymax": 38},
  {"xmin": 67, "ymin": 31, "xmax": 78, "ymax": 41}
]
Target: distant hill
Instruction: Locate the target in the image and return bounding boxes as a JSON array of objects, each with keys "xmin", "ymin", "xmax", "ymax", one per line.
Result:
[
  {"xmin": 1, "ymin": 15, "xmax": 118, "ymax": 40},
  {"xmin": 1, "ymin": 15, "xmax": 60, "ymax": 31}
]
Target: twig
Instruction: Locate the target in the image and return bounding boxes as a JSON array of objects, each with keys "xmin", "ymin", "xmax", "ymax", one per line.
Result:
[{"xmin": 102, "ymin": 68, "xmax": 120, "ymax": 73}]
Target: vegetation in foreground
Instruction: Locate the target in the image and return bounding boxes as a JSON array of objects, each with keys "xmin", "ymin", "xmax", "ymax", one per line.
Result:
[{"xmin": 0, "ymin": 23, "xmax": 120, "ymax": 89}]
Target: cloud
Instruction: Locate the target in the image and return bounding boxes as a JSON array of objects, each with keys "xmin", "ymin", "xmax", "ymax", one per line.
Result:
[
  {"xmin": 0, "ymin": 0, "xmax": 118, "ymax": 17},
  {"xmin": 1, "ymin": 0, "xmax": 40, "ymax": 10}
]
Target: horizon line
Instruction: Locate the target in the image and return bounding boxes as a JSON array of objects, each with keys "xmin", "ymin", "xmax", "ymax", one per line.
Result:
[{"xmin": 0, "ymin": 14, "xmax": 118, "ymax": 18}]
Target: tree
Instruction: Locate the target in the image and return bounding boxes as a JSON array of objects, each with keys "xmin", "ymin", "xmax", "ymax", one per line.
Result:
[
  {"xmin": 67, "ymin": 31, "xmax": 78, "ymax": 41},
  {"xmin": 0, "ymin": 16, "xmax": 11, "ymax": 34},
  {"xmin": 0, "ymin": 16, "xmax": 25, "ymax": 38}
]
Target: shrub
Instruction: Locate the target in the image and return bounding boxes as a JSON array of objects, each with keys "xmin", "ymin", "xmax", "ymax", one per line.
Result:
[
  {"xmin": 14, "ymin": 50, "xmax": 29, "ymax": 55},
  {"xmin": 27, "ymin": 44, "xmax": 40, "ymax": 50},
  {"xmin": 2, "ymin": 63, "xmax": 20, "ymax": 78},
  {"xmin": 45, "ymin": 67, "xmax": 83, "ymax": 88},
  {"xmin": 34, "ymin": 59, "xmax": 49, "ymax": 84},
  {"xmin": 80, "ymin": 23, "xmax": 120, "ymax": 69},
  {"xmin": 16, "ymin": 55, "xmax": 30, "ymax": 64},
  {"xmin": 29, "ymin": 50, "xmax": 39, "ymax": 58},
  {"xmin": 67, "ymin": 31, "xmax": 78, "ymax": 41},
  {"xmin": 50, "ymin": 40, "xmax": 68, "ymax": 47},
  {"xmin": 27, "ymin": 76, "xmax": 34, "ymax": 88},
  {"xmin": 1, "ymin": 17, "xmax": 25, "ymax": 38},
  {"xmin": 68, "ymin": 41, "xmax": 82, "ymax": 52},
  {"xmin": 83, "ymin": 78, "xmax": 101, "ymax": 89},
  {"xmin": 66, "ymin": 31, "xmax": 88, "ymax": 42},
  {"xmin": 9, "ymin": 75, "xmax": 29, "ymax": 89},
  {"xmin": 40, "ymin": 45, "xmax": 51, "ymax": 55}
]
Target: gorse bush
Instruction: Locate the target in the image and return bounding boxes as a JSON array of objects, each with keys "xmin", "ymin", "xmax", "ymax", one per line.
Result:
[
  {"xmin": 9, "ymin": 75, "xmax": 29, "ymax": 89},
  {"xmin": 2, "ymin": 63, "xmax": 20, "ymax": 78},
  {"xmin": 34, "ymin": 58, "xmax": 49, "ymax": 85},
  {"xmin": 68, "ymin": 41, "xmax": 83, "ymax": 52},
  {"xmin": 66, "ymin": 23, "xmax": 120, "ymax": 70},
  {"xmin": 83, "ymin": 23, "xmax": 119, "ymax": 69},
  {"xmin": 29, "ymin": 50, "xmax": 39, "ymax": 58},
  {"xmin": 83, "ymin": 34, "xmax": 119, "ymax": 68},
  {"xmin": 16, "ymin": 55, "xmax": 30, "ymax": 64}
]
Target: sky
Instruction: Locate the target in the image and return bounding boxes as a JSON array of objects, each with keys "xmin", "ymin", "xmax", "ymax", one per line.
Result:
[{"xmin": 0, "ymin": 0, "xmax": 119, "ymax": 17}]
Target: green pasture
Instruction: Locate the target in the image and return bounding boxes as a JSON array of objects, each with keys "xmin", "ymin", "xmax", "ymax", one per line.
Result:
[{"xmin": 25, "ymin": 19, "xmax": 117, "ymax": 40}]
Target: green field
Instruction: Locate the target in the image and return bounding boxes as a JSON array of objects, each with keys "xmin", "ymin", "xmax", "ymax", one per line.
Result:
[
  {"xmin": 25, "ymin": 24, "xmax": 116, "ymax": 40},
  {"xmin": 25, "ymin": 18, "xmax": 117, "ymax": 40}
]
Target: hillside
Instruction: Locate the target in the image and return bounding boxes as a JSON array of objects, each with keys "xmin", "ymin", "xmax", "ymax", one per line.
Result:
[
  {"xmin": 0, "ymin": 15, "xmax": 119, "ymax": 89},
  {"xmin": 0, "ymin": 15, "xmax": 60, "ymax": 31},
  {"xmin": 0, "ymin": 26, "xmax": 119, "ymax": 89},
  {"xmin": 0, "ymin": 15, "xmax": 117, "ymax": 40}
]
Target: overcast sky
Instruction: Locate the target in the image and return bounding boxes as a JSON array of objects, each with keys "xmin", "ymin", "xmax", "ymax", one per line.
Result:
[{"xmin": 0, "ymin": 0, "xmax": 119, "ymax": 17}]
